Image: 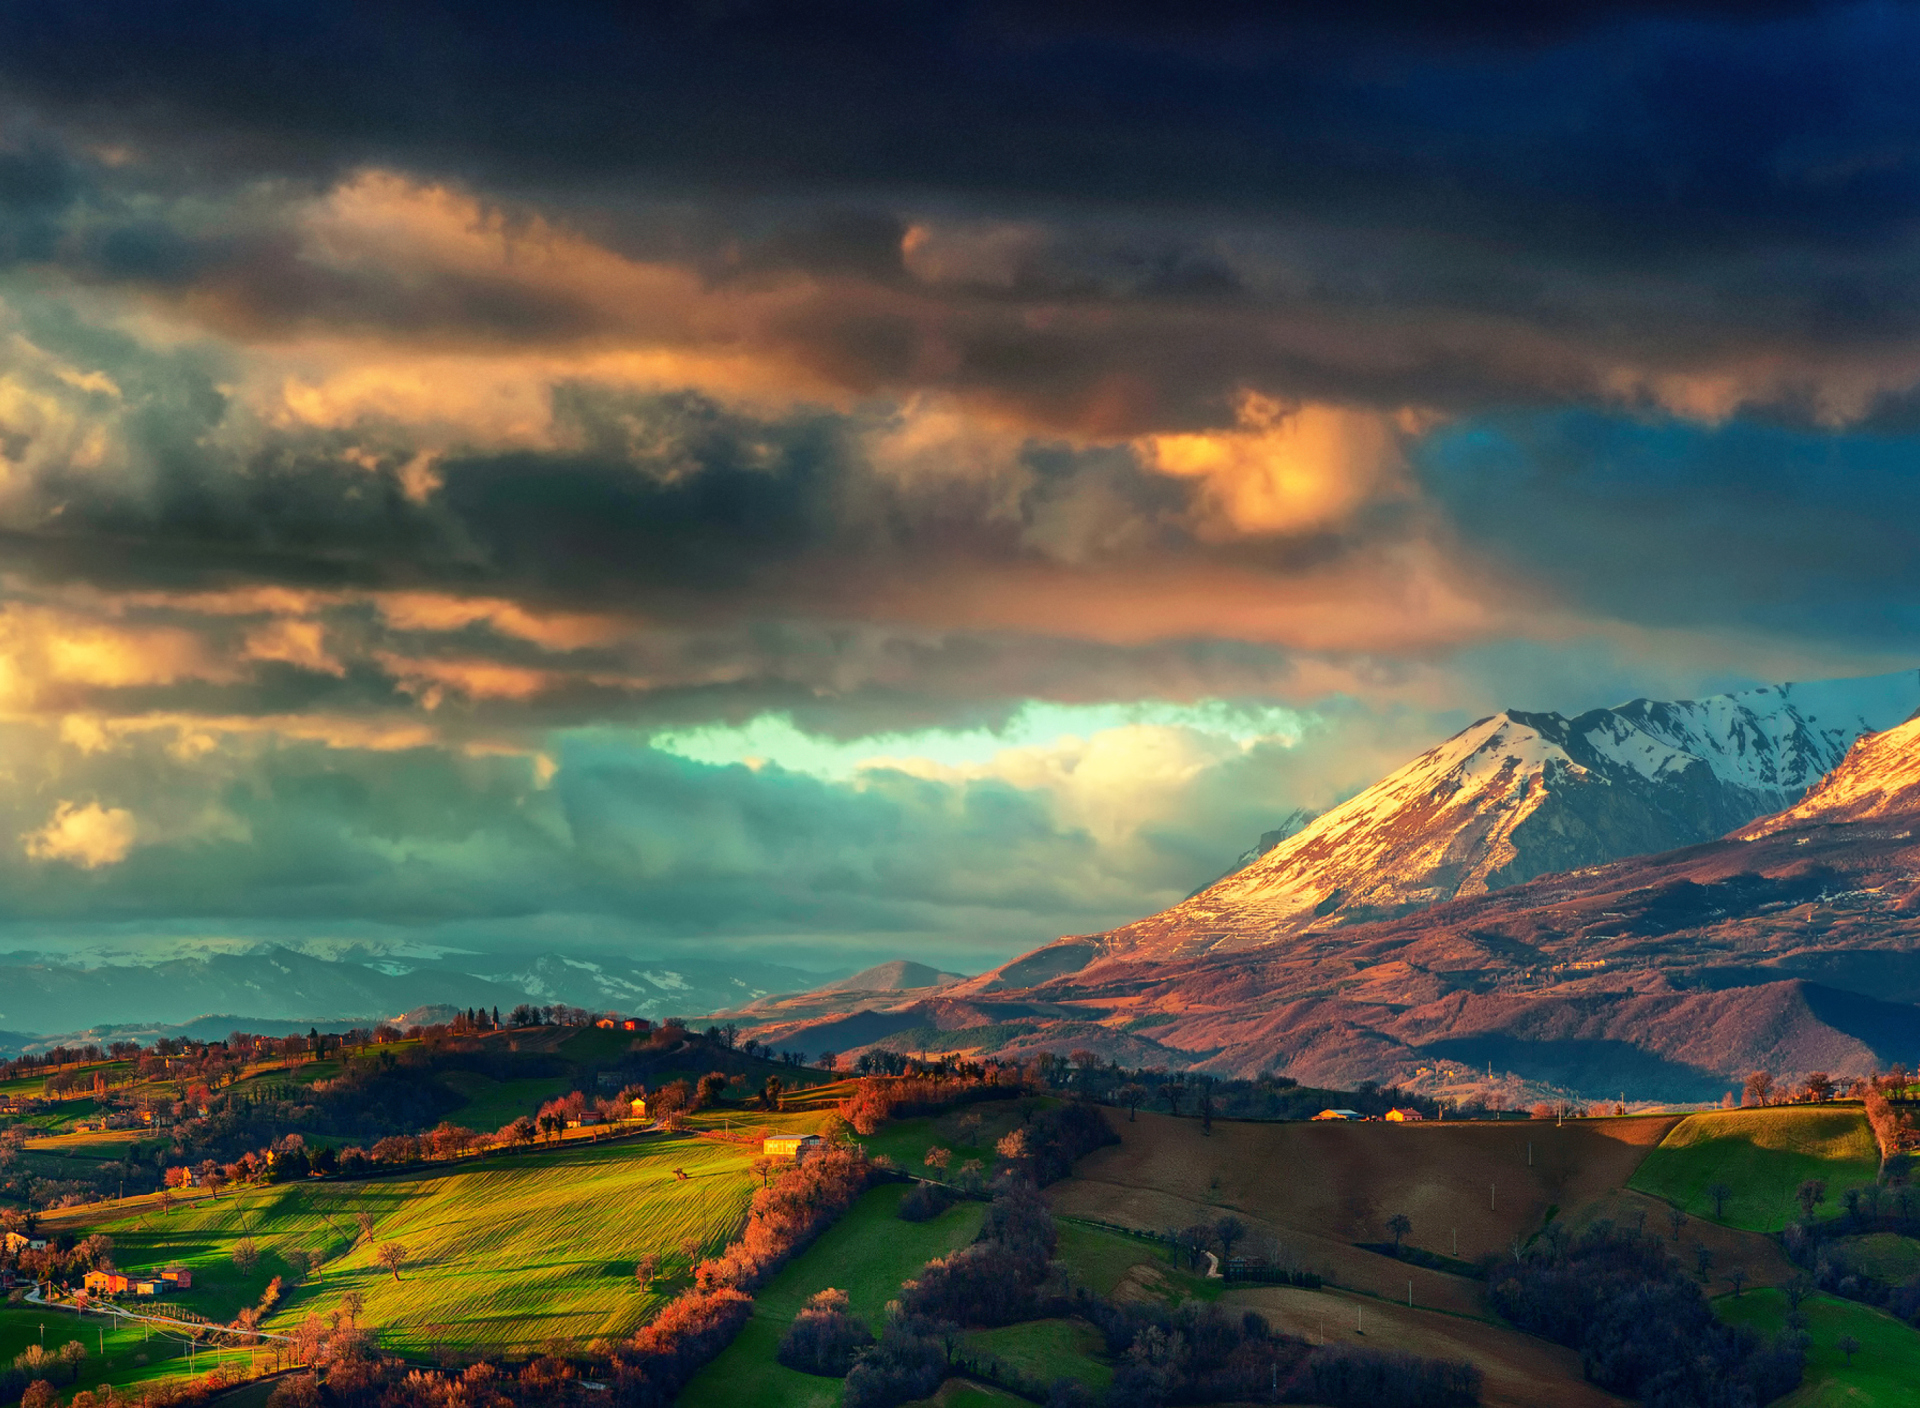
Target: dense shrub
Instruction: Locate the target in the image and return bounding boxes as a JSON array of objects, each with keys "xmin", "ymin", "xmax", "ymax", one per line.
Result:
[
  {"xmin": 777, "ymin": 1289, "xmax": 875, "ymax": 1376},
  {"xmin": 900, "ymin": 1183, "xmax": 1056, "ymax": 1326},
  {"xmin": 1289, "ymin": 1345, "xmax": 1481, "ymax": 1408},
  {"xmin": 839, "ymin": 1318, "xmax": 948, "ymax": 1408},
  {"xmin": 1490, "ymin": 1223, "xmax": 1801, "ymax": 1406},
  {"xmin": 897, "ymin": 1181, "xmax": 953, "ymax": 1221}
]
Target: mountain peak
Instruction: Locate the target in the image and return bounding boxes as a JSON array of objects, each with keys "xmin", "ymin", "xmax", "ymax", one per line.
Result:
[{"xmin": 1105, "ymin": 667, "xmax": 1920, "ymax": 959}]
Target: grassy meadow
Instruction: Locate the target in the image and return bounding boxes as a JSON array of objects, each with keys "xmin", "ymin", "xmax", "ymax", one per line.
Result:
[
  {"xmin": 1717, "ymin": 1289, "xmax": 1920, "ymax": 1406},
  {"xmin": 679, "ymin": 1182, "xmax": 987, "ymax": 1408},
  {"xmin": 1627, "ymin": 1107, "xmax": 1882, "ymax": 1231},
  {"xmin": 68, "ymin": 1131, "xmax": 762, "ymax": 1355},
  {"xmin": 963, "ymin": 1318, "xmax": 1112, "ymax": 1393}
]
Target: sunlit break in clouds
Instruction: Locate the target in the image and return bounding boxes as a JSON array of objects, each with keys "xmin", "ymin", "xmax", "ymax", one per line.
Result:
[{"xmin": 0, "ymin": 0, "xmax": 1917, "ymax": 973}]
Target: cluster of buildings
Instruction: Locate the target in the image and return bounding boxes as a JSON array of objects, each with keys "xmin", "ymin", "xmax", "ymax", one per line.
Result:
[
  {"xmin": 80, "ymin": 1267, "xmax": 192, "ymax": 1298},
  {"xmin": 1311, "ymin": 1107, "xmax": 1426, "ymax": 1122}
]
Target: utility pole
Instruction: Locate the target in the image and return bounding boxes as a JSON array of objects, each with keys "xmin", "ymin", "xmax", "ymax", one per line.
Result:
[
  {"xmin": 1407, "ymin": 1279, "xmax": 1413, "ymax": 1308},
  {"xmin": 1491, "ymin": 1183, "xmax": 1496, "ymax": 1211}
]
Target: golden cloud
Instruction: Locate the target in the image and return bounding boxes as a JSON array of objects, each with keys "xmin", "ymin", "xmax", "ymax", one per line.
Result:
[
  {"xmin": 1139, "ymin": 393, "xmax": 1413, "ymax": 539},
  {"xmin": 23, "ymin": 801, "xmax": 137, "ymax": 869}
]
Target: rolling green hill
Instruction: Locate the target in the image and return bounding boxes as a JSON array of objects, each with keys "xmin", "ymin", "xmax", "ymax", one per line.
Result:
[
  {"xmin": 1718, "ymin": 1289, "xmax": 1920, "ymax": 1406},
  {"xmin": 72, "ymin": 1132, "xmax": 762, "ymax": 1354},
  {"xmin": 1627, "ymin": 1107, "xmax": 1881, "ymax": 1231}
]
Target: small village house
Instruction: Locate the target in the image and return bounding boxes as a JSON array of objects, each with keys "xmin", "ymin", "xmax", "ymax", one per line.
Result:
[
  {"xmin": 1311, "ymin": 1109, "xmax": 1363, "ymax": 1121},
  {"xmin": 1384, "ymin": 1108, "xmax": 1425, "ymax": 1122},
  {"xmin": 763, "ymin": 1132, "xmax": 824, "ymax": 1160}
]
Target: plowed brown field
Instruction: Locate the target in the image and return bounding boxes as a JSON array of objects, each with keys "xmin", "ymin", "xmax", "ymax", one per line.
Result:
[{"xmin": 1048, "ymin": 1110, "xmax": 1794, "ymax": 1404}]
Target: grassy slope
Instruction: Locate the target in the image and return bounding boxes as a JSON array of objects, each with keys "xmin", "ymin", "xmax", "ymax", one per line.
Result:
[
  {"xmin": 69, "ymin": 1133, "xmax": 758, "ymax": 1355},
  {"xmin": 1717, "ymin": 1289, "xmax": 1920, "ymax": 1407},
  {"xmin": 964, "ymin": 1319, "xmax": 1112, "ymax": 1392},
  {"xmin": 435, "ymin": 1072, "xmax": 572, "ymax": 1132},
  {"xmin": 1628, "ymin": 1107, "xmax": 1881, "ymax": 1232},
  {"xmin": 679, "ymin": 1182, "xmax": 986, "ymax": 1408},
  {"xmin": 1835, "ymin": 1233, "xmax": 1920, "ymax": 1285},
  {"xmin": 0, "ymin": 1308, "xmax": 259, "ymax": 1395}
]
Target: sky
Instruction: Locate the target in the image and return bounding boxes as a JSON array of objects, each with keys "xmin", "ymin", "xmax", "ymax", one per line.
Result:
[{"xmin": 0, "ymin": 1, "xmax": 1918, "ymax": 973}]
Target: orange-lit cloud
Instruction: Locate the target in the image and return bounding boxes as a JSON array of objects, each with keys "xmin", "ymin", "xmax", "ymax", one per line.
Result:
[
  {"xmin": 23, "ymin": 801, "xmax": 137, "ymax": 868},
  {"xmin": 1140, "ymin": 393, "xmax": 1413, "ymax": 539},
  {"xmin": 376, "ymin": 652, "xmax": 557, "ymax": 706},
  {"xmin": 242, "ymin": 617, "xmax": 345, "ymax": 676},
  {"xmin": 374, "ymin": 593, "xmax": 627, "ymax": 650}
]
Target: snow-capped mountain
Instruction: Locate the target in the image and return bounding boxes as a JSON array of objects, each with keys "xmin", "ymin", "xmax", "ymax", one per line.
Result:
[
  {"xmin": 1741, "ymin": 712, "xmax": 1920, "ymax": 837},
  {"xmin": 1106, "ymin": 668, "xmax": 1920, "ymax": 957}
]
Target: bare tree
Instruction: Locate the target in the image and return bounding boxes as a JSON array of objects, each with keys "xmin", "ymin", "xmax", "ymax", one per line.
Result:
[
  {"xmin": 1694, "ymin": 1243, "xmax": 1713, "ymax": 1281},
  {"xmin": 1215, "ymin": 1215, "xmax": 1246, "ymax": 1263},
  {"xmin": 1119, "ymin": 1083, "xmax": 1147, "ymax": 1122},
  {"xmin": 375, "ymin": 1242, "xmax": 406, "ymax": 1282},
  {"xmin": 1796, "ymin": 1179, "xmax": 1827, "ymax": 1223},
  {"xmin": 355, "ymin": 1210, "xmax": 375, "ymax": 1243},
  {"xmin": 1386, "ymin": 1213, "xmax": 1413, "ymax": 1256},
  {"xmin": 1785, "ymin": 1274, "xmax": 1812, "ymax": 1312},
  {"xmin": 1744, "ymin": 1070, "xmax": 1774, "ymax": 1106},
  {"xmin": 1706, "ymin": 1182, "xmax": 1733, "ymax": 1219},
  {"xmin": 1726, "ymin": 1266, "xmax": 1747, "ymax": 1297},
  {"xmin": 233, "ymin": 1238, "xmax": 260, "ymax": 1274},
  {"xmin": 634, "ymin": 1252, "xmax": 661, "ymax": 1291},
  {"xmin": 1838, "ymin": 1334, "xmax": 1860, "ymax": 1367},
  {"xmin": 1164, "ymin": 1082, "xmax": 1186, "ymax": 1119},
  {"xmin": 1667, "ymin": 1206, "xmax": 1689, "ymax": 1241}
]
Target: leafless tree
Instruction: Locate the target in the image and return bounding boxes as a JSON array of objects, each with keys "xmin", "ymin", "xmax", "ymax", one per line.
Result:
[
  {"xmin": 375, "ymin": 1242, "xmax": 406, "ymax": 1281},
  {"xmin": 1706, "ymin": 1182, "xmax": 1733, "ymax": 1219},
  {"xmin": 1386, "ymin": 1213, "xmax": 1412, "ymax": 1255}
]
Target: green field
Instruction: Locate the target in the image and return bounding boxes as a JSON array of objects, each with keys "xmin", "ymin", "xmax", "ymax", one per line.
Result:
[
  {"xmin": 436, "ymin": 1071, "xmax": 572, "ymax": 1132},
  {"xmin": 964, "ymin": 1318, "xmax": 1112, "ymax": 1393},
  {"xmin": 67, "ymin": 1132, "xmax": 760, "ymax": 1354},
  {"xmin": 1835, "ymin": 1233, "xmax": 1920, "ymax": 1285},
  {"xmin": 679, "ymin": 1181, "xmax": 987, "ymax": 1408},
  {"xmin": 0, "ymin": 1307, "xmax": 260, "ymax": 1396},
  {"xmin": 905, "ymin": 1382, "xmax": 1027, "ymax": 1408},
  {"xmin": 1628, "ymin": 1107, "xmax": 1882, "ymax": 1231},
  {"xmin": 859, "ymin": 1102, "xmax": 1033, "ymax": 1178},
  {"xmin": 1718, "ymin": 1290, "xmax": 1920, "ymax": 1406}
]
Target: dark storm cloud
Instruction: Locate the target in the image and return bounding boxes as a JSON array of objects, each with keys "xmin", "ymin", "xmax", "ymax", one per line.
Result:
[
  {"xmin": 1419, "ymin": 411, "xmax": 1920, "ymax": 648},
  {"xmin": 0, "ymin": 2, "xmax": 1897, "ymax": 243}
]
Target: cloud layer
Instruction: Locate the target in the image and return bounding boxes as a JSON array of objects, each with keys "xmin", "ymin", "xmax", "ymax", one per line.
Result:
[{"xmin": 0, "ymin": 2, "xmax": 1913, "ymax": 966}]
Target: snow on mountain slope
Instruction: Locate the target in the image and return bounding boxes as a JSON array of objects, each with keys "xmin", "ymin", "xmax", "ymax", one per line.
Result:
[
  {"xmin": 1741, "ymin": 712, "xmax": 1920, "ymax": 836},
  {"xmin": 1104, "ymin": 668, "xmax": 1920, "ymax": 957}
]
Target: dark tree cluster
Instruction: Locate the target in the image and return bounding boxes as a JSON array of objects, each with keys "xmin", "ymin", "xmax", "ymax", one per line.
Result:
[
  {"xmin": 778, "ymin": 1289, "xmax": 876, "ymax": 1377},
  {"xmin": 1489, "ymin": 1222, "xmax": 1802, "ymax": 1406}
]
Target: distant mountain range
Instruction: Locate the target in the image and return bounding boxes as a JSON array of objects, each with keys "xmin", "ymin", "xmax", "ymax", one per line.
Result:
[
  {"xmin": 724, "ymin": 670, "xmax": 1920, "ymax": 1103},
  {"xmin": 0, "ymin": 947, "xmax": 834, "ymax": 1050}
]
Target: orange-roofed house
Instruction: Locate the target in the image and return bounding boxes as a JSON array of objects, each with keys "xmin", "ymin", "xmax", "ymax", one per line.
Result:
[
  {"xmin": 1311, "ymin": 1109, "xmax": 1362, "ymax": 1121},
  {"xmin": 160, "ymin": 1267, "xmax": 192, "ymax": 1288},
  {"xmin": 83, "ymin": 1271, "xmax": 131, "ymax": 1295},
  {"xmin": 1384, "ymin": 1108, "xmax": 1425, "ymax": 1122}
]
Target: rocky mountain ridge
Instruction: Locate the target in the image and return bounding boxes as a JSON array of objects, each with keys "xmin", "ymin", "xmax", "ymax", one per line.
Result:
[
  {"xmin": 1112, "ymin": 669, "xmax": 1920, "ymax": 959},
  {"xmin": 730, "ymin": 676, "xmax": 1920, "ymax": 1102}
]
